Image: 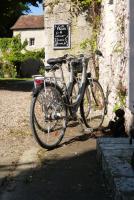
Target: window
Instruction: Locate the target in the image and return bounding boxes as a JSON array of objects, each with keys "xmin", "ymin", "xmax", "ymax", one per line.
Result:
[{"xmin": 29, "ymin": 38, "xmax": 35, "ymax": 46}]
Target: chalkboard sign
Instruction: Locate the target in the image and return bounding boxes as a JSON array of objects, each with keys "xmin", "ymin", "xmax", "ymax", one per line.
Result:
[{"xmin": 53, "ymin": 24, "xmax": 70, "ymax": 49}]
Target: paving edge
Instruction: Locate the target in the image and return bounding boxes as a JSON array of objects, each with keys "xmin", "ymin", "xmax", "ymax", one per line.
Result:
[{"xmin": 96, "ymin": 137, "xmax": 134, "ymax": 200}]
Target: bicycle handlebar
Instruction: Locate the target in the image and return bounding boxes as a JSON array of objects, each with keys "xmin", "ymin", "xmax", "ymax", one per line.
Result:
[
  {"xmin": 46, "ymin": 50, "xmax": 103, "ymax": 70},
  {"xmin": 63, "ymin": 49, "xmax": 103, "ymax": 62}
]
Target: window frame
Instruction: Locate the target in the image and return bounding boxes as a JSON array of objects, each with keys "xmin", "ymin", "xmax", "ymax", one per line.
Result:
[{"xmin": 29, "ymin": 38, "xmax": 35, "ymax": 46}]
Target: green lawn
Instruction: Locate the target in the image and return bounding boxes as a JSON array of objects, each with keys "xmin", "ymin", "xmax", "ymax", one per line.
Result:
[{"xmin": 0, "ymin": 78, "xmax": 32, "ymax": 81}]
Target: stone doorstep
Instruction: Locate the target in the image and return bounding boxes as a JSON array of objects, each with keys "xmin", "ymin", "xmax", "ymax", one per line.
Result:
[
  {"xmin": 114, "ymin": 177, "xmax": 134, "ymax": 200},
  {"xmin": 97, "ymin": 138, "xmax": 134, "ymax": 200},
  {"xmin": 97, "ymin": 137, "xmax": 132, "ymax": 144}
]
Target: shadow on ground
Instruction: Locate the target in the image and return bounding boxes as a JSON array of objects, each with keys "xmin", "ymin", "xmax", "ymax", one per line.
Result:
[
  {"xmin": 0, "ymin": 80, "xmax": 33, "ymax": 92},
  {"xmin": 0, "ymin": 147, "xmax": 112, "ymax": 200}
]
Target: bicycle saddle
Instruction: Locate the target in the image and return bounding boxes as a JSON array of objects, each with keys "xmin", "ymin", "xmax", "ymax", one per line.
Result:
[
  {"xmin": 47, "ymin": 56, "xmax": 66, "ymax": 65},
  {"xmin": 45, "ymin": 65, "xmax": 59, "ymax": 71}
]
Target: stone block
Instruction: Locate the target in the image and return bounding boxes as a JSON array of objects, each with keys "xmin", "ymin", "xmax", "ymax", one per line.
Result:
[
  {"xmin": 97, "ymin": 137, "xmax": 134, "ymax": 200},
  {"xmin": 114, "ymin": 177, "xmax": 134, "ymax": 200}
]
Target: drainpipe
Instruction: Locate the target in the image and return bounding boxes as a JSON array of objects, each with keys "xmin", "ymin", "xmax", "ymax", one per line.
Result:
[{"xmin": 128, "ymin": 0, "xmax": 134, "ymax": 144}]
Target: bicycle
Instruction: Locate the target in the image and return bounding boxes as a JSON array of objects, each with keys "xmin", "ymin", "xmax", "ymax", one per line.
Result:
[{"xmin": 30, "ymin": 51, "xmax": 107, "ymax": 149}]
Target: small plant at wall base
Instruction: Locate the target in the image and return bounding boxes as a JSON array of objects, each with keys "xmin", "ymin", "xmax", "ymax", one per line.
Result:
[
  {"xmin": 113, "ymin": 81, "xmax": 127, "ymax": 112},
  {"xmin": 113, "ymin": 41, "xmax": 124, "ymax": 55}
]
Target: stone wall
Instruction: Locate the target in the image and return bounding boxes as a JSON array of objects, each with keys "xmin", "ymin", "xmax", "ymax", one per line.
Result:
[
  {"xmin": 98, "ymin": 0, "xmax": 131, "ymax": 129},
  {"xmin": 44, "ymin": 0, "xmax": 133, "ymax": 130},
  {"xmin": 44, "ymin": 0, "xmax": 92, "ymax": 62}
]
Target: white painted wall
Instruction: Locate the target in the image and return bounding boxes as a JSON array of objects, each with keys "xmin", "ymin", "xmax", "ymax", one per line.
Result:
[
  {"xmin": 99, "ymin": 0, "xmax": 131, "ymax": 129},
  {"xmin": 13, "ymin": 29, "xmax": 45, "ymax": 50},
  {"xmin": 128, "ymin": 0, "xmax": 134, "ymax": 113}
]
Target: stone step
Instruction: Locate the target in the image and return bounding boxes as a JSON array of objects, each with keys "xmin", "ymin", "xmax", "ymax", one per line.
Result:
[{"xmin": 97, "ymin": 137, "xmax": 134, "ymax": 200}]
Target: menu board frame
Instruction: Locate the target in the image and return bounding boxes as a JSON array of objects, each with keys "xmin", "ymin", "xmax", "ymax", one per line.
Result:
[{"xmin": 53, "ymin": 23, "xmax": 71, "ymax": 49}]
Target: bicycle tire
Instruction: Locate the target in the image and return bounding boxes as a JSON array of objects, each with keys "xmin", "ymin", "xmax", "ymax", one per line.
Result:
[
  {"xmin": 30, "ymin": 82, "xmax": 67, "ymax": 149},
  {"xmin": 80, "ymin": 79, "xmax": 106, "ymax": 130},
  {"xmin": 32, "ymin": 84, "xmax": 60, "ymax": 132}
]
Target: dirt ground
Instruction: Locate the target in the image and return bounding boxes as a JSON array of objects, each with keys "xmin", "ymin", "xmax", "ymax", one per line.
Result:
[{"xmin": 0, "ymin": 80, "xmax": 112, "ymax": 200}]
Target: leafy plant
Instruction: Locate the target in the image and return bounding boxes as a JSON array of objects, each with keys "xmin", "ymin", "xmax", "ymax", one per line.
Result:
[
  {"xmin": 80, "ymin": 29, "xmax": 99, "ymax": 79},
  {"xmin": 0, "ymin": 35, "xmax": 45, "ymax": 77},
  {"xmin": 39, "ymin": 66, "xmax": 45, "ymax": 76},
  {"xmin": 113, "ymin": 81, "xmax": 127, "ymax": 112},
  {"xmin": 0, "ymin": 62, "xmax": 17, "ymax": 78},
  {"xmin": 113, "ymin": 41, "xmax": 124, "ymax": 55},
  {"xmin": 0, "ymin": 62, "xmax": 4, "ymax": 78}
]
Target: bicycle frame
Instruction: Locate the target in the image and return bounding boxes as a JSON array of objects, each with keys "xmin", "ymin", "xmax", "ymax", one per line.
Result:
[
  {"xmin": 33, "ymin": 56, "xmax": 90, "ymax": 118},
  {"xmin": 64, "ymin": 57, "xmax": 89, "ymax": 117}
]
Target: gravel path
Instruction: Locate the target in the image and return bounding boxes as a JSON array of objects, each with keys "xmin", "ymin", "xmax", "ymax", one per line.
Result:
[
  {"xmin": 0, "ymin": 82, "xmax": 35, "ymax": 189},
  {"xmin": 0, "ymin": 89, "xmax": 31, "ymax": 135},
  {"xmin": 0, "ymin": 81, "xmax": 112, "ymax": 199}
]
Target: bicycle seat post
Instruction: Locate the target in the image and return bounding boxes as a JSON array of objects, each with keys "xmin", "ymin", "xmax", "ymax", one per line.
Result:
[
  {"xmin": 59, "ymin": 64, "xmax": 67, "ymax": 89},
  {"xmin": 81, "ymin": 57, "xmax": 88, "ymax": 84}
]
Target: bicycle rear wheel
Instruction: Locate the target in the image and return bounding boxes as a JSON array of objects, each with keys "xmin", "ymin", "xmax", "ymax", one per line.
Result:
[
  {"xmin": 30, "ymin": 82, "xmax": 67, "ymax": 149},
  {"xmin": 80, "ymin": 79, "xmax": 106, "ymax": 130}
]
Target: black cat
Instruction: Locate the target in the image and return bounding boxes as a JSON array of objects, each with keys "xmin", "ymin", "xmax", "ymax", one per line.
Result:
[{"xmin": 104, "ymin": 109, "xmax": 127, "ymax": 137}]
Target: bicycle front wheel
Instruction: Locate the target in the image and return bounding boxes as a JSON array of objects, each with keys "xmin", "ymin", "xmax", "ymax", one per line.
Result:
[
  {"xmin": 80, "ymin": 79, "xmax": 106, "ymax": 130},
  {"xmin": 30, "ymin": 82, "xmax": 67, "ymax": 149}
]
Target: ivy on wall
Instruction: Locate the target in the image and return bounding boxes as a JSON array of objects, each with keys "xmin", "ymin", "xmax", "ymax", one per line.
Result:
[
  {"xmin": 78, "ymin": 0, "xmax": 102, "ymax": 79},
  {"xmin": 112, "ymin": 2, "xmax": 127, "ymax": 111}
]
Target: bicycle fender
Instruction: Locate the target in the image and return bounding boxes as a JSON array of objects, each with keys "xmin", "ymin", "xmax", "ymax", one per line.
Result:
[{"xmin": 32, "ymin": 85, "xmax": 43, "ymax": 97}]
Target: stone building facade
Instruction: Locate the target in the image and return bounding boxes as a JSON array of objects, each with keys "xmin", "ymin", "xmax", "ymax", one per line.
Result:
[
  {"xmin": 44, "ymin": 0, "xmax": 134, "ymax": 130},
  {"xmin": 11, "ymin": 15, "xmax": 44, "ymax": 50},
  {"xmin": 44, "ymin": 0, "xmax": 92, "ymax": 62},
  {"xmin": 11, "ymin": 15, "xmax": 45, "ymax": 77}
]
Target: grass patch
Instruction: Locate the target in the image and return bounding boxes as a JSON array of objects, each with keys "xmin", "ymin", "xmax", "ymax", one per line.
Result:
[
  {"xmin": 0, "ymin": 78, "xmax": 32, "ymax": 81},
  {"xmin": 0, "ymin": 77, "xmax": 33, "ymax": 91}
]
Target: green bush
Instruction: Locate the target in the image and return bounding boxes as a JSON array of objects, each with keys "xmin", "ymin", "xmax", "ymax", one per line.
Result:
[
  {"xmin": 0, "ymin": 62, "xmax": 17, "ymax": 78},
  {"xmin": 0, "ymin": 62, "xmax": 4, "ymax": 78},
  {"xmin": 39, "ymin": 66, "xmax": 45, "ymax": 76},
  {"xmin": 0, "ymin": 35, "xmax": 45, "ymax": 77}
]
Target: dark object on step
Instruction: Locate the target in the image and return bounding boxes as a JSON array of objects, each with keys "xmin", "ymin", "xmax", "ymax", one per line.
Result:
[
  {"xmin": 104, "ymin": 109, "xmax": 127, "ymax": 137},
  {"xmin": 129, "ymin": 127, "xmax": 134, "ymax": 144},
  {"xmin": 131, "ymin": 152, "xmax": 134, "ymax": 170}
]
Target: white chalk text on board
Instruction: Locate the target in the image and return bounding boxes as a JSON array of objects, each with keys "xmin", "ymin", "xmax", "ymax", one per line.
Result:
[{"xmin": 54, "ymin": 24, "xmax": 70, "ymax": 49}]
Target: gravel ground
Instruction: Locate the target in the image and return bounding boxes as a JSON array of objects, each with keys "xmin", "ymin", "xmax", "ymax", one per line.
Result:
[
  {"xmin": 0, "ymin": 81, "xmax": 112, "ymax": 199},
  {"xmin": 0, "ymin": 81, "xmax": 35, "ymax": 188},
  {"xmin": 0, "ymin": 87, "xmax": 32, "ymax": 135}
]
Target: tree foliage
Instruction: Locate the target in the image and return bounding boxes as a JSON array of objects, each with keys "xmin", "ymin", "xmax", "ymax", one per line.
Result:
[
  {"xmin": 0, "ymin": 35, "xmax": 45, "ymax": 62},
  {"xmin": 0, "ymin": 0, "xmax": 43, "ymax": 37},
  {"xmin": 0, "ymin": 35, "xmax": 45, "ymax": 77}
]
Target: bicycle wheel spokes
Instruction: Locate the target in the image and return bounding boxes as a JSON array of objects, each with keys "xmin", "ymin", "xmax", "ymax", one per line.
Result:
[
  {"xmin": 83, "ymin": 88, "xmax": 90, "ymax": 118},
  {"xmin": 34, "ymin": 114, "xmax": 65, "ymax": 147},
  {"xmin": 81, "ymin": 80, "xmax": 106, "ymax": 130},
  {"xmin": 70, "ymin": 82, "xmax": 79, "ymax": 104},
  {"xmin": 34, "ymin": 88, "xmax": 56, "ymax": 131},
  {"xmin": 31, "ymin": 84, "xmax": 67, "ymax": 149}
]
